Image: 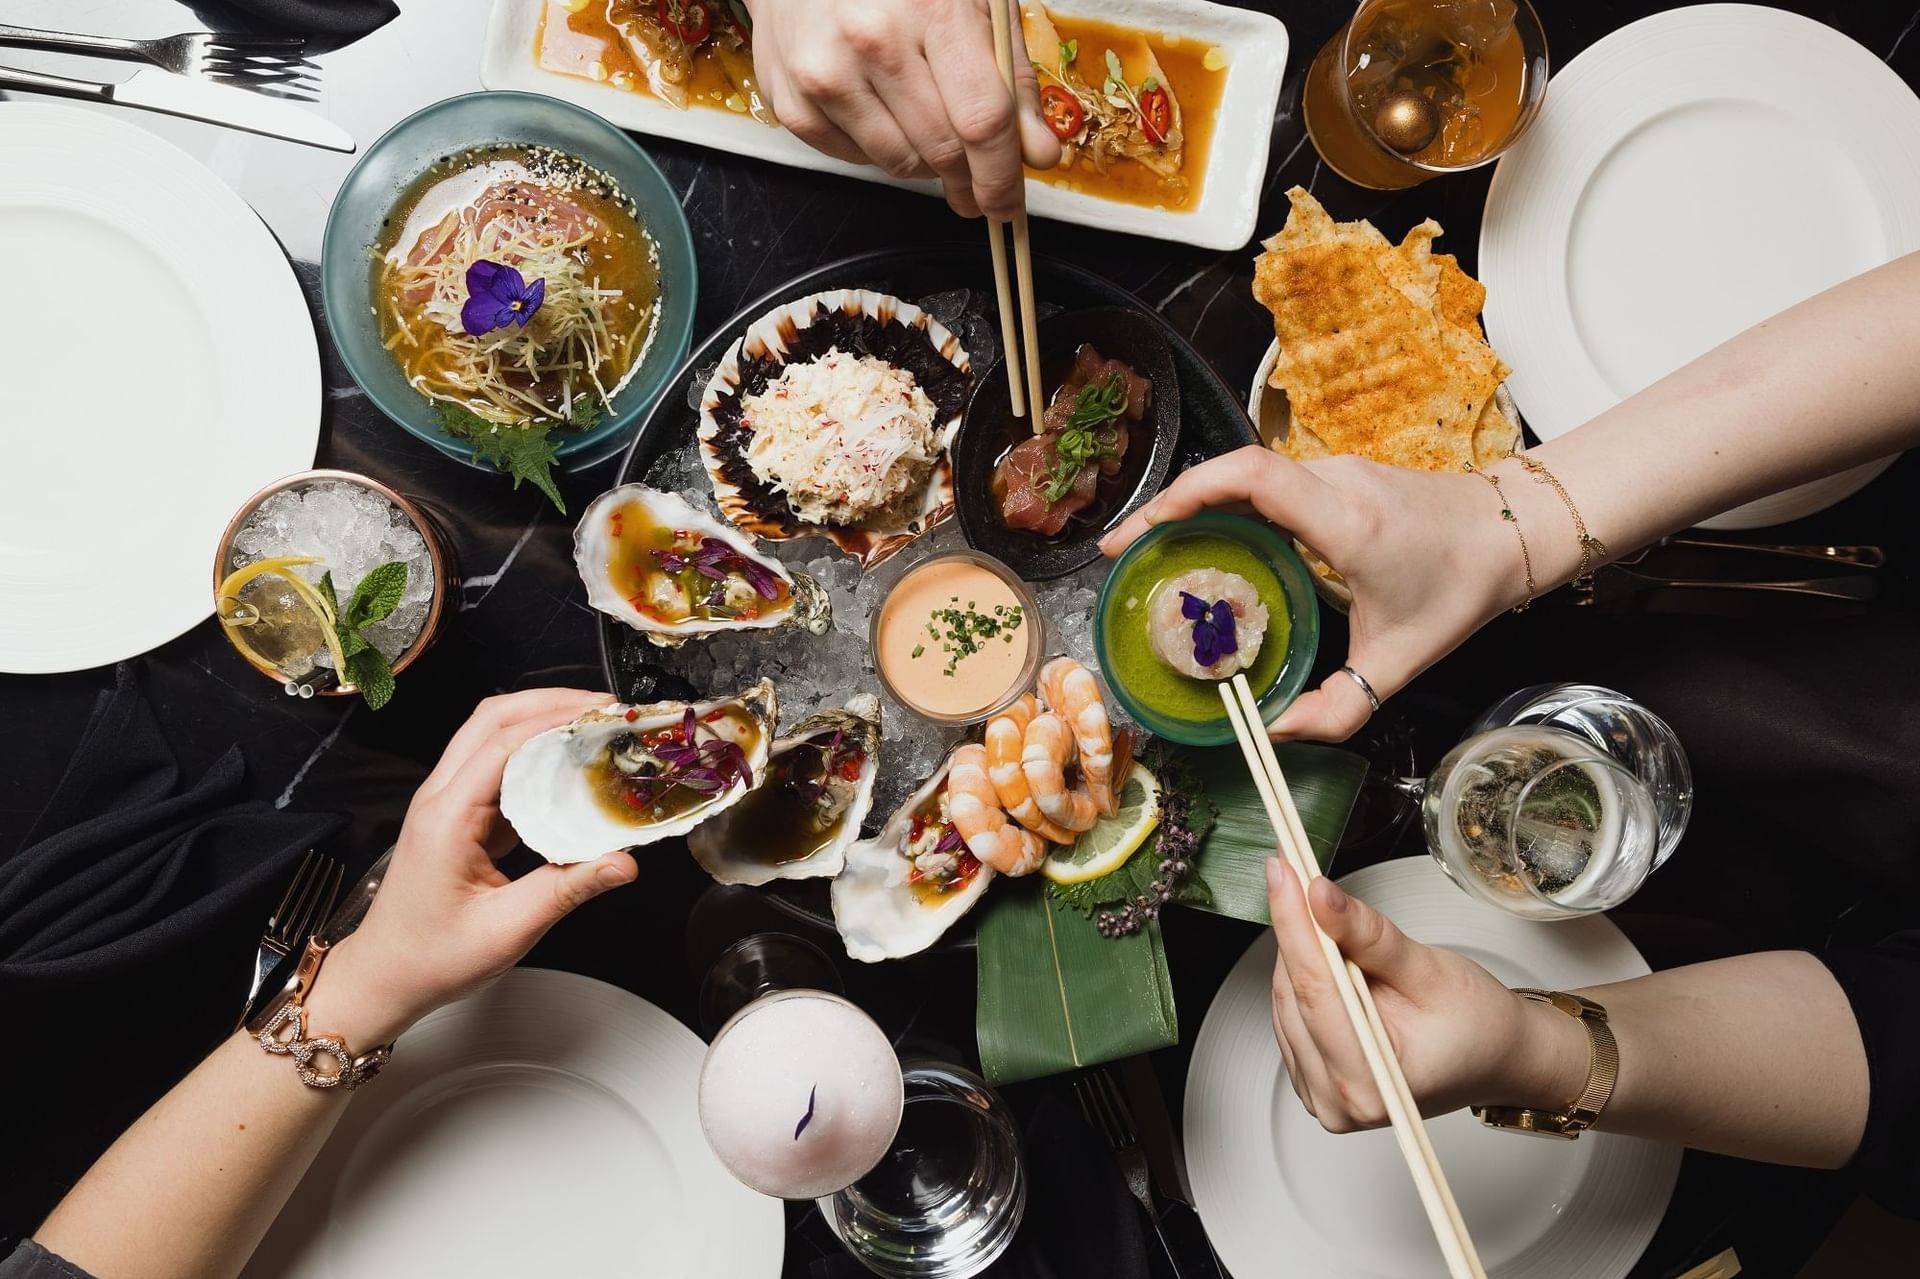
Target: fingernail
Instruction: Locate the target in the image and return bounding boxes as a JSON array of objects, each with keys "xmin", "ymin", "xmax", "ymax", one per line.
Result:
[
  {"xmin": 1265, "ymin": 855, "xmax": 1289, "ymax": 891},
  {"xmin": 595, "ymin": 862, "xmax": 631, "ymax": 888},
  {"xmin": 1321, "ymin": 879, "xmax": 1349, "ymax": 913}
]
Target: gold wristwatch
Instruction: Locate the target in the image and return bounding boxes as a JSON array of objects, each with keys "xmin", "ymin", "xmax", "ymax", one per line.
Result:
[{"xmin": 1473, "ymin": 989, "xmax": 1617, "ymax": 1140}]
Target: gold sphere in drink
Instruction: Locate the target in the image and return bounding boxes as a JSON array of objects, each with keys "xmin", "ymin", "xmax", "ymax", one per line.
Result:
[{"xmin": 1374, "ymin": 90, "xmax": 1442, "ymax": 154}]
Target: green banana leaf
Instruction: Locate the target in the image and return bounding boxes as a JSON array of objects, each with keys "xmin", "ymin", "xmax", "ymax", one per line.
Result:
[
  {"xmin": 974, "ymin": 742, "xmax": 1367, "ymax": 1084},
  {"xmin": 1182, "ymin": 742, "xmax": 1369, "ymax": 924},
  {"xmin": 976, "ymin": 892, "xmax": 1175, "ymax": 1086}
]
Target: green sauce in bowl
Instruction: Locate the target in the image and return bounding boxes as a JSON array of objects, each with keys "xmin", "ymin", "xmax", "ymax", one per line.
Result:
[{"xmin": 1094, "ymin": 514, "xmax": 1320, "ymax": 746}]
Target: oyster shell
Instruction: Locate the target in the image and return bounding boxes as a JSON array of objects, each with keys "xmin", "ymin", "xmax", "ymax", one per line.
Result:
[
  {"xmin": 501, "ymin": 679, "xmax": 777, "ymax": 864},
  {"xmin": 699, "ymin": 288, "xmax": 973, "ymax": 569},
  {"xmin": 575, "ymin": 484, "xmax": 830, "ymax": 647},
  {"xmin": 688, "ymin": 694, "xmax": 882, "ymax": 886},
  {"xmin": 832, "ymin": 751, "xmax": 994, "ymax": 962}
]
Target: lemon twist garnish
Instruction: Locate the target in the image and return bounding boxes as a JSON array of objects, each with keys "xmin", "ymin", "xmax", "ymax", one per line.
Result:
[{"xmin": 216, "ymin": 556, "xmax": 348, "ymax": 678}]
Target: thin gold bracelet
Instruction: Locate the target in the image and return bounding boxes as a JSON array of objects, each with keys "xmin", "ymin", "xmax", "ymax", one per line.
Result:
[
  {"xmin": 1463, "ymin": 461, "xmax": 1535, "ymax": 612},
  {"xmin": 1509, "ymin": 453, "xmax": 1608, "ymax": 589}
]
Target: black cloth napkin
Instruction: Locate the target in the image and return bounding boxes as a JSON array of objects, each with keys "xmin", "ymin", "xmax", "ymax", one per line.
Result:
[
  {"xmin": 808, "ymin": 1092, "xmax": 1151, "ymax": 1279},
  {"xmin": 0, "ymin": 666, "xmax": 345, "ymax": 1249},
  {"xmin": 193, "ymin": 0, "xmax": 398, "ymax": 40}
]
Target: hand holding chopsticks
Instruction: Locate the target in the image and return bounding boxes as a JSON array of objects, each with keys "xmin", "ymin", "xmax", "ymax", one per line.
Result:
[{"xmin": 1219, "ymin": 675, "xmax": 1487, "ymax": 1279}]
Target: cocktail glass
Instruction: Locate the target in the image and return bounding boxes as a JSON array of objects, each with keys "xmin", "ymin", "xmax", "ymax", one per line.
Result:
[
  {"xmin": 696, "ymin": 933, "xmax": 1025, "ymax": 1279},
  {"xmin": 1303, "ymin": 0, "xmax": 1549, "ymax": 189}
]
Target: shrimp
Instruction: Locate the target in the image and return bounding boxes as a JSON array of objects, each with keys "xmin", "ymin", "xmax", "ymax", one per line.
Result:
[
  {"xmin": 1021, "ymin": 712, "xmax": 1100, "ymax": 833},
  {"xmin": 948, "ymin": 744, "xmax": 1047, "ymax": 876},
  {"xmin": 1039, "ymin": 657, "xmax": 1120, "ymax": 815},
  {"xmin": 984, "ymin": 695, "xmax": 1078, "ymax": 845}
]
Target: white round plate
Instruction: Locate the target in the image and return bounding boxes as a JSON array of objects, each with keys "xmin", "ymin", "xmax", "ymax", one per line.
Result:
[
  {"xmin": 1480, "ymin": 5, "xmax": 1920, "ymax": 530},
  {"xmin": 0, "ymin": 104, "xmax": 320, "ymax": 673},
  {"xmin": 1185, "ymin": 857, "xmax": 1680, "ymax": 1279},
  {"xmin": 244, "ymin": 968, "xmax": 785, "ymax": 1279}
]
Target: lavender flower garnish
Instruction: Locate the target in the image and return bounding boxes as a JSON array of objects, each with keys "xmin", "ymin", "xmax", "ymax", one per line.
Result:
[
  {"xmin": 1180, "ymin": 591, "xmax": 1238, "ymax": 668},
  {"xmin": 794, "ymin": 1084, "xmax": 818, "ymax": 1140},
  {"xmin": 461, "ymin": 260, "xmax": 545, "ymax": 336}
]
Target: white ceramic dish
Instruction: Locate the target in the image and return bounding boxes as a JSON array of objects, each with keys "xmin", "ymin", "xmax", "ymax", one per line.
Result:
[
  {"xmin": 1185, "ymin": 856, "xmax": 1680, "ymax": 1279},
  {"xmin": 0, "ymin": 104, "xmax": 320, "ymax": 674},
  {"xmin": 1480, "ymin": 4, "xmax": 1920, "ymax": 530},
  {"xmin": 480, "ymin": 0, "xmax": 1287, "ymax": 251},
  {"xmin": 244, "ymin": 968, "xmax": 784, "ymax": 1279}
]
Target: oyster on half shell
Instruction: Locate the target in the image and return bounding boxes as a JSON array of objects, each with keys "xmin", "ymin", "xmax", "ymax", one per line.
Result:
[
  {"xmin": 832, "ymin": 751, "xmax": 994, "ymax": 962},
  {"xmin": 688, "ymin": 693, "xmax": 882, "ymax": 886},
  {"xmin": 576, "ymin": 484, "xmax": 830, "ymax": 647},
  {"xmin": 501, "ymin": 679, "xmax": 777, "ymax": 864},
  {"xmin": 699, "ymin": 288, "xmax": 973, "ymax": 569}
]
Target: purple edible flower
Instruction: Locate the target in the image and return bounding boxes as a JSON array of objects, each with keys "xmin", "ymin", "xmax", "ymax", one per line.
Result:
[
  {"xmin": 1179, "ymin": 591, "xmax": 1238, "ymax": 669},
  {"xmin": 461, "ymin": 259, "xmax": 545, "ymax": 336},
  {"xmin": 652, "ymin": 548, "xmax": 690, "ymax": 574},
  {"xmin": 794, "ymin": 1084, "xmax": 818, "ymax": 1140},
  {"xmin": 691, "ymin": 541, "xmax": 783, "ymax": 600},
  {"xmin": 934, "ymin": 824, "xmax": 965, "ymax": 855}
]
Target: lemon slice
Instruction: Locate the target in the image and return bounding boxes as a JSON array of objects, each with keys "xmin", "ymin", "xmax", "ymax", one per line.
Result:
[
  {"xmin": 216, "ymin": 556, "xmax": 347, "ymax": 676},
  {"xmin": 1042, "ymin": 763, "xmax": 1161, "ymax": 885}
]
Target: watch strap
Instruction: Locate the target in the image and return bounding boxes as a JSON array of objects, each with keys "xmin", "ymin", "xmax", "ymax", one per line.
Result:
[{"xmin": 1474, "ymin": 988, "xmax": 1617, "ymax": 1139}]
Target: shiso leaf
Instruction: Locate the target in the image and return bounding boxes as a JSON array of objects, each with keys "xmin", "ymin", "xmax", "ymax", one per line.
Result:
[{"xmin": 465, "ymin": 420, "xmax": 567, "ymax": 515}]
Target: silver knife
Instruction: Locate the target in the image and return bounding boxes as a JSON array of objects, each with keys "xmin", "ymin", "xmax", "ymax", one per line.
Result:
[{"xmin": 0, "ymin": 62, "xmax": 353, "ymax": 151}]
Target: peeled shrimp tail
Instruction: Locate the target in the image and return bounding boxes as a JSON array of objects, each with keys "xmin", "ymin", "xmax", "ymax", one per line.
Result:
[
  {"xmin": 949, "ymin": 744, "xmax": 1048, "ymax": 877},
  {"xmin": 1039, "ymin": 656, "xmax": 1118, "ymax": 816},
  {"xmin": 986, "ymin": 696, "xmax": 1079, "ymax": 846},
  {"xmin": 1022, "ymin": 713, "xmax": 1100, "ymax": 833}
]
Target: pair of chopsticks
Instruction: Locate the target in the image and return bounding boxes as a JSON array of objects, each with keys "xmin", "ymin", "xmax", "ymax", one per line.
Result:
[
  {"xmin": 985, "ymin": 0, "xmax": 1045, "ymax": 428},
  {"xmin": 1218, "ymin": 674, "xmax": 1487, "ymax": 1279}
]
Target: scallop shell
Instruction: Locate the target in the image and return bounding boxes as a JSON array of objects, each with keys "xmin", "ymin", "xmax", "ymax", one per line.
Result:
[
  {"xmin": 501, "ymin": 679, "xmax": 777, "ymax": 864},
  {"xmin": 831, "ymin": 752, "xmax": 994, "ymax": 962},
  {"xmin": 575, "ymin": 484, "xmax": 831, "ymax": 647},
  {"xmin": 688, "ymin": 693, "xmax": 882, "ymax": 886},
  {"xmin": 698, "ymin": 288, "xmax": 973, "ymax": 569}
]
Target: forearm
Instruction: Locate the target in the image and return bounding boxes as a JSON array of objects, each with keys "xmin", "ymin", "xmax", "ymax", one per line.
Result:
[
  {"xmin": 1508, "ymin": 951, "xmax": 1869, "ymax": 1168},
  {"xmin": 35, "ymin": 938, "xmax": 405, "ymax": 1279},
  {"xmin": 1495, "ymin": 251, "xmax": 1920, "ymax": 596}
]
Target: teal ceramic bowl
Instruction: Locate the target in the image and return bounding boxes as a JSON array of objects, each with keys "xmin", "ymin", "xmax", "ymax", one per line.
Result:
[
  {"xmin": 320, "ymin": 92, "xmax": 697, "ymax": 470},
  {"xmin": 1094, "ymin": 513, "xmax": 1320, "ymax": 746}
]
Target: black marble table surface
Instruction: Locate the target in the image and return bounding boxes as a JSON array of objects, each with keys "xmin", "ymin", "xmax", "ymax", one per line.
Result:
[{"xmin": 6, "ymin": 1, "xmax": 1920, "ymax": 1275}]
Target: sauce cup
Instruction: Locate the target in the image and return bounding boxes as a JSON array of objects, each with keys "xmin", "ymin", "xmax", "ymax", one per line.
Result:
[{"xmin": 870, "ymin": 550, "xmax": 1043, "ymax": 727}]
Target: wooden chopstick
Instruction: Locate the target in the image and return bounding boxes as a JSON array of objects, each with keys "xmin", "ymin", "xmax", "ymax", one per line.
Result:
[
  {"xmin": 984, "ymin": 0, "xmax": 1046, "ymax": 426},
  {"xmin": 1219, "ymin": 676, "xmax": 1486, "ymax": 1279},
  {"xmin": 1675, "ymin": 1250, "xmax": 1741, "ymax": 1279}
]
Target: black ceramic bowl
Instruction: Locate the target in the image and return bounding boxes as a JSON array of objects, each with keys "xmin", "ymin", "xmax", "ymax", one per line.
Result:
[{"xmin": 952, "ymin": 307, "xmax": 1181, "ymax": 581}]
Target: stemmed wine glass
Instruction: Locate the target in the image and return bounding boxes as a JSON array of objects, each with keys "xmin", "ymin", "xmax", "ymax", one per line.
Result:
[
  {"xmin": 1397, "ymin": 684, "xmax": 1693, "ymax": 919},
  {"xmin": 696, "ymin": 933, "xmax": 1025, "ymax": 1279}
]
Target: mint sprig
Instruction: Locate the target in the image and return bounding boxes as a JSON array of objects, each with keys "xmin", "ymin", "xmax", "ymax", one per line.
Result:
[{"xmin": 319, "ymin": 564, "xmax": 408, "ymax": 711}]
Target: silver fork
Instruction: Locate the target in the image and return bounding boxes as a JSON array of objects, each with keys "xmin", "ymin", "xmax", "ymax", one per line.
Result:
[
  {"xmin": 0, "ymin": 24, "xmax": 320, "ymax": 99},
  {"xmin": 1073, "ymin": 1067, "xmax": 1192, "ymax": 1279},
  {"xmin": 237, "ymin": 851, "xmax": 344, "ymax": 1029}
]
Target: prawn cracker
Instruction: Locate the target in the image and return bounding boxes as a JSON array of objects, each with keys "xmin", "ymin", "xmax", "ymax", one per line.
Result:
[{"xmin": 1254, "ymin": 188, "xmax": 1509, "ymax": 473}]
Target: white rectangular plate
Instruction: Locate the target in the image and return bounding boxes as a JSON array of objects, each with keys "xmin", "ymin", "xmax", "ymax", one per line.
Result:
[{"xmin": 481, "ymin": 0, "xmax": 1287, "ymax": 251}]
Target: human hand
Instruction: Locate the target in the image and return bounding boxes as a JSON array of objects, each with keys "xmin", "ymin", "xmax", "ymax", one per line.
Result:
[
  {"xmin": 746, "ymin": 0, "xmax": 1061, "ymax": 219},
  {"xmin": 304, "ymin": 689, "xmax": 638, "ymax": 1047},
  {"xmin": 1100, "ymin": 446, "xmax": 1532, "ymax": 742},
  {"xmin": 1263, "ymin": 857, "xmax": 1585, "ymax": 1128}
]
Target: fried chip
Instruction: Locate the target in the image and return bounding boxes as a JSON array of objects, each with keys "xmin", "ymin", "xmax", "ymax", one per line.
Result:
[{"xmin": 1255, "ymin": 188, "xmax": 1512, "ymax": 474}]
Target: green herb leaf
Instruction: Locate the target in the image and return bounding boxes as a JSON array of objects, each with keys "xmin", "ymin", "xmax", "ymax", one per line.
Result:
[
  {"xmin": 1105, "ymin": 48, "xmax": 1125, "ymax": 83},
  {"xmin": 316, "ymin": 571, "xmax": 341, "ymax": 623},
  {"xmin": 1059, "ymin": 38, "xmax": 1078, "ymax": 66},
  {"xmin": 1041, "ymin": 372, "xmax": 1129, "ymax": 503},
  {"xmin": 345, "ymin": 645, "xmax": 396, "ymax": 711},
  {"xmin": 569, "ymin": 396, "xmax": 603, "ymax": 433},
  {"xmin": 433, "ymin": 403, "xmax": 494, "ymax": 440},
  {"xmin": 345, "ymin": 561, "xmax": 409, "ymax": 630},
  {"xmin": 1141, "ymin": 76, "xmax": 1159, "ymax": 92},
  {"xmin": 469, "ymin": 423, "xmax": 568, "ymax": 514},
  {"xmin": 336, "ymin": 626, "xmax": 370, "ymax": 659}
]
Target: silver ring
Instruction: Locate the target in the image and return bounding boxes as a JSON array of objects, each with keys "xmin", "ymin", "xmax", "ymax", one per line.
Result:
[{"xmin": 1341, "ymin": 664, "xmax": 1382, "ymax": 712}]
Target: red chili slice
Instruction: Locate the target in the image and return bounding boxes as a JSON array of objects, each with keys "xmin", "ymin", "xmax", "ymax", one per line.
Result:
[
  {"xmin": 657, "ymin": 0, "xmax": 711, "ymax": 43},
  {"xmin": 1040, "ymin": 85, "xmax": 1085, "ymax": 139},
  {"xmin": 1140, "ymin": 87, "xmax": 1171, "ymax": 144}
]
